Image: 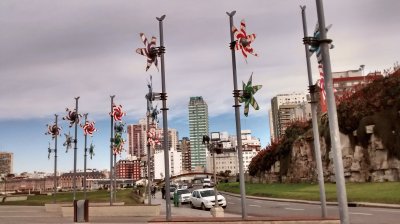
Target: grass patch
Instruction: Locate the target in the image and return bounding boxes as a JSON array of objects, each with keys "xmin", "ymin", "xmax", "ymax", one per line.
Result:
[
  {"xmin": 218, "ymin": 182, "xmax": 400, "ymax": 204},
  {"xmin": 1, "ymin": 189, "xmax": 140, "ymax": 206}
]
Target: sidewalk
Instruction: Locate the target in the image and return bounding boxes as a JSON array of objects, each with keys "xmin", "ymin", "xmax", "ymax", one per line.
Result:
[{"xmin": 221, "ymin": 191, "xmax": 400, "ymax": 209}]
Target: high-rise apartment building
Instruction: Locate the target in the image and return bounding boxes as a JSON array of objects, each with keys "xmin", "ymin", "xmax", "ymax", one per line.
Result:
[
  {"xmin": 0, "ymin": 152, "xmax": 13, "ymax": 175},
  {"xmin": 177, "ymin": 137, "xmax": 191, "ymax": 173},
  {"xmin": 269, "ymin": 93, "xmax": 309, "ymax": 141},
  {"xmin": 188, "ymin": 96, "xmax": 209, "ymax": 170}
]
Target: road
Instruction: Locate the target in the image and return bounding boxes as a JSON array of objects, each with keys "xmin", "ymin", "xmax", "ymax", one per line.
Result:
[{"xmin": 221, "ymin": 193, "xmax": 400, "ymax": 224}]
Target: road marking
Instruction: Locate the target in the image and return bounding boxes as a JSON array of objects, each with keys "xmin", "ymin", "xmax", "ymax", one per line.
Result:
[
  {"xmin": 249, "ymin": 204, "xmax": 261, "ymax": 207},
  {"xmin": 0, "ymin": 211, "xmax": 40, "ymax": 213},
  {"xmin": 285, "ymin": 208, "xmax": 304, "ymax": 211},
  {"xmin": 350, "ymin": 212, "xmax": 372, "ymax": 216},
  {"xmin": 373, "ymin": 209, "xmax": 400, "ymax": 213},
  {"xmin": 228, "ymin": 202, "xmax": 236, "ymax": 205}
]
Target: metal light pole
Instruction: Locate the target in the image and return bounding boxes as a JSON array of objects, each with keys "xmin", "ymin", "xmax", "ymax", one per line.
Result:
[
  {"xmin": 212, "ymin": 147, "xmax": 218, "ymax": 208},
  {"xmin": 53, "ymin": 114, "xmax": 58, "ymax": 203},
  {"xmin": 226, "ymin": 10, "xmax": 247, "ymax": 219},
  {"xmin": 156, "ymin": 14, "xmax": 171, "ymax": 221},
  {"xmin": 146, "ymin": 114, "xmax": 152, "ymax": 205},
  {"xmin": 72, "ymin": 96, "xmax": 79, "ymax": 201},
  {"xmin": 314, "ymin": 1, "xmax": 349, "ymax": 223},
  {"xmin": 109, "ymin": 95, "xmax": 115, "ymax": 205},
  {"xmin": 114, "ymin": 146, "xmax": 117, "ymax": 202},
  {"xmin": 300, "ymin": 5, "xmax": 327, "ymax": 218},
  {"xmin": 83, "ymin": 113, "xmax": 88, "ymax": 199}
]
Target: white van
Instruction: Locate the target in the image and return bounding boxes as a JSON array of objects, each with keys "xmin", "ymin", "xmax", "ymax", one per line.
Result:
[{"xmin": 203, "ymin": 178, "xmax": 211, "ymax": 188}]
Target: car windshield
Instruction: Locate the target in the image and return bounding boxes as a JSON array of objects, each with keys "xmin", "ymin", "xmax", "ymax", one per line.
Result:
[
  {"xmin": 177, "ymin": 189, "xmax": 190, "ymax": 195},
  {"xmin": 203, "ymin": 180, "xmax": 210, "ymax": 183},
  {"xmin": 170, "ymin": 187, "xmax": 176, "ymax": 192},
  {"xmin": 200, "ymin": 190, "xmax": 215, "ymax": 197}
]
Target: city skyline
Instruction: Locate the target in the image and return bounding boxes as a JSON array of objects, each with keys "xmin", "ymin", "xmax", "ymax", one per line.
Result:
[{"xmin": 0, "ymin": 0, "xmax": 399, "ymax": 174}]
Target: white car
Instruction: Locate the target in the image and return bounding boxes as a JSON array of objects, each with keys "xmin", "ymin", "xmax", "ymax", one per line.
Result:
[
  {"xmin": 175, "ymin": 188, "xmax": 191, "ymax": 204},
  {"xmin": 190, "ymin": 188, "xmax": 227, "ymax": 210}
]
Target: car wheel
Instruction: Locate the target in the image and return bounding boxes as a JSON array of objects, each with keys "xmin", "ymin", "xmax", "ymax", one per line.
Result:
[
  {"xmin": 201, "ymin": 203, "xmax": 206, "ymax": 211},
  {"xmin": 222, "ymin": 205, "xmax": 226, "ymax": 209},
  {"xmin": 190, "ymin": 202, "xmax": 194, "ymax": 209}
]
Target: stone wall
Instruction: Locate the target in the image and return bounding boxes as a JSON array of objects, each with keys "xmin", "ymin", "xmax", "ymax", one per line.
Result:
[{"xmin": 246, "ymin": 133, "xmax": 400, "ymax": 183}]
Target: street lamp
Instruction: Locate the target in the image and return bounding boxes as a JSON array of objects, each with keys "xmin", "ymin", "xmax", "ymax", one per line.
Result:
[{"xmin": 203, "ymin": 132, "xmax": 224, "ymax": 217}]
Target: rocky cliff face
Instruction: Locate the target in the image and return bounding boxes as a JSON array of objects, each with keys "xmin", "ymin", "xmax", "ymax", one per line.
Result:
[{"xmin": 247, "ymin": 133, "xmax": 400, "ymax": 183}]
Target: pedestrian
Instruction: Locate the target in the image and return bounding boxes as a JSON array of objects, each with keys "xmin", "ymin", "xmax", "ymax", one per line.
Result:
[
  {"xmin": 151, "ymin": 185, "xmax": 156, "ymax": 198},
  {"xmin": 161, "ymin": 186, "xmax": 165, "ymax": 199}
]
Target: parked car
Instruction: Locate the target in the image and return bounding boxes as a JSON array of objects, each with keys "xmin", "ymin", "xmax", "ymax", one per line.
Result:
[
  {"xmin": 174, "ymin": 188, "xmax": 191, "ymax": 204},
  {"xmin": 190, "ymin": 188, "xmax": 226, "ymax": 210}
]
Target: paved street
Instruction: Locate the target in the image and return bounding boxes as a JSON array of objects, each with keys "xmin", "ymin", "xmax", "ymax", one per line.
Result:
[
  {"xmin": 222, "ymin": 193, "xmax": 400, "ymax": 224},
  {"xmin": 1, "ymin": 190, "xmax": 399, "ymax": 223}
]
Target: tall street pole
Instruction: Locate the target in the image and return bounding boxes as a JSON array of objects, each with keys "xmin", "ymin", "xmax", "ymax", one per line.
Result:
[
  {"xmin": 300, "ymin": 5, "xmax": 327, "ymax": 218},
  {"xmin": 226, "ymin": 10, "xmax": 247, "ymax": 219},
  {"xmin": 109, "ymin": 95, "xmax": 115, "ymax": 205},
  {"xmin": 114, "ymin": 147, "xmax": 117, "ymax": 202},
  {"xmin": 146, "ymin": 114, "xmax": 152, "ymax": 205},
  {"xmin": 83, "ymin": 113, "xmax": 88, "ymax": 199},
  {"xmin": 314, "ymin": 1, "xmax": 349, "ymax": 223},
  {"xmin": 73, "ymin": 96, "xmax": 80, "ymax": 201},
  {"xmin": 53, "ymin": 114, "xmax": 58, "ymax": 203},
  {"xmin": 156, "ymin": 14, "xmax": 171, "ymax": 221}
]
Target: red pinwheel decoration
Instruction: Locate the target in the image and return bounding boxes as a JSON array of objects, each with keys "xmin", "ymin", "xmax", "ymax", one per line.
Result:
[
  {"xmin": 232, "ymin": 19, "xmax": 258, "ymax": 61},
  {"xmin": 110, "ymin": 104, "xmax": 126, "ymax": 121},
  {"xmin": 136, "ymin": 33, "xmax": 159, "ymax": 71},
  {"xmin": 147, "ymin": 127, "xmax": 161, "ymax": 149},
  {"xmin": 63, "ymin": 108, "xmax": 81, "ymax": 128},
  {"xmin": 45, "ymin": 124, "xmax": 61, "ymax": 139},
  {"xmin": 82, "ymin": 121, "xmax": 97, "ymax": 136}
]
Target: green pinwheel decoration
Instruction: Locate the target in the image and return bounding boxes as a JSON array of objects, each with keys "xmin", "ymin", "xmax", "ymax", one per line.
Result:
[{"xmin": 239, "ymin": 73, "xmax": 262, "ymax": 117}]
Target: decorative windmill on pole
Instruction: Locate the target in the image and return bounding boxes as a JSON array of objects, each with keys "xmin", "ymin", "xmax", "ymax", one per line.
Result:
[
  {"xmin": 136, "ymin": 14, "xmax": 171, "ymax": 220},
  {"xmin": 110, "ymin": 102, "xmax": 126, "ymax": 203},
  {"xmin": 144, "ymin": 75, "xmax": 161, "ymax": 205},
  {"xmin": 63, "ymin": 97, "xmax": 81, "ymax": 201},
  {"xmin": 227, "ymin": 11, "xmax": 260, "ymax": 219},
  {"xmin": 300, "ymin": 5, "xmax": 327, "ymax": 218},
  {"xmin": 45, "ymin": 114, "xmax": 61, "ymax": 203},
  {"xmin": 81, "ymin": 113, "xmax": 97, "ymax": 199}
]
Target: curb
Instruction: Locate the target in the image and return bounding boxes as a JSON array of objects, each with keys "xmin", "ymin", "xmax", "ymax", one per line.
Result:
[{"xmin": 220, "ymin": 191, "xmax": 400, "ymax": 209}]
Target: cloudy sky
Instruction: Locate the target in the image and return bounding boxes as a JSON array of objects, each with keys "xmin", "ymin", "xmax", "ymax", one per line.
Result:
[{"xmin": 0, "ymin": 0, "xmax": 399, "ymax": 174}]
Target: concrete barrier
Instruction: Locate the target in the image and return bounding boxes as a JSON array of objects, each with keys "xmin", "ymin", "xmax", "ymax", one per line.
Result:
[{"xmin": 61, "ymin": 204, "xmax": 160, "ymax": 217}]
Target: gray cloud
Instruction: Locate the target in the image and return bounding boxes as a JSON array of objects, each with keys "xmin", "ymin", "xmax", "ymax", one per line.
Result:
[{"xmin": 0, "ymin": 0, "xmax": 399, "ymax": 122}]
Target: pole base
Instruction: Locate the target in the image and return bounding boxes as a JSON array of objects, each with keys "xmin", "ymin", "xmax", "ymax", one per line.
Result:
[{"xmin": 210, "ymin": 206, "xmax": 224, "ymax": 217}]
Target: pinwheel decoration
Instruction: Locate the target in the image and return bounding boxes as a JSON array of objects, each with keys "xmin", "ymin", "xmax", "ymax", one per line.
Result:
[
  {"xmin": 150, "ymin": 105, "xmax": 159, "ymax": 124},
  {"xmin": 114, "ymin": 122, "xmax": 125, "ymax": 134},
  {"xmin": 110, "ymin": 104, "xmax": 126, "ymax": 122},
  {"xmin": 63, "ymin": 133, "xmax": 73, "ymax": 153},
  {"xmin": 89, "ymin": 143, "xmax": 95, "ymax": 159},
  {"xmin": 45, "ymin": 124, "xmax": 61, "ymax": 139},
  {"xmin": 231, "ymin": 19, "xmax": 258, "ymax": 61},
  {"xmin": 239, "ymin": 74, "xmax": 262, "ymax": 117},
  {"xmin": 63, "ymin": 108, "xmax": 81, "ymax": 128},
  {"xmin": 113, "ymin": 133, "xmax": 125, "ymax": 155},
  {"xmin": 82, "ymin": 120, "xmax": 97, "ymax": 136},
  {"xmin": 309, "ymin": 23, "xmax": 333, "ymax": 63},
  {"xmin": 48, "ymin": 143, "xmax": 52, "ymax": 159},
  {"xmin": 136, "ymin": 33, "xmax": 159, "ymax": 71},
  {"xmin": 147, "ymin": 127, "xmax": 161, "ymax": 149}
]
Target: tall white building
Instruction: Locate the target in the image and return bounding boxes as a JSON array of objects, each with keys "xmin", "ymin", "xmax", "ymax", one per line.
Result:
[
  {"xmin": 153, "ymin": 148, "xmax": 182, "ymax": 180},
  {"xmin": 269, "ymin": 93, "xmax": 309, "ymax": 141}
]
